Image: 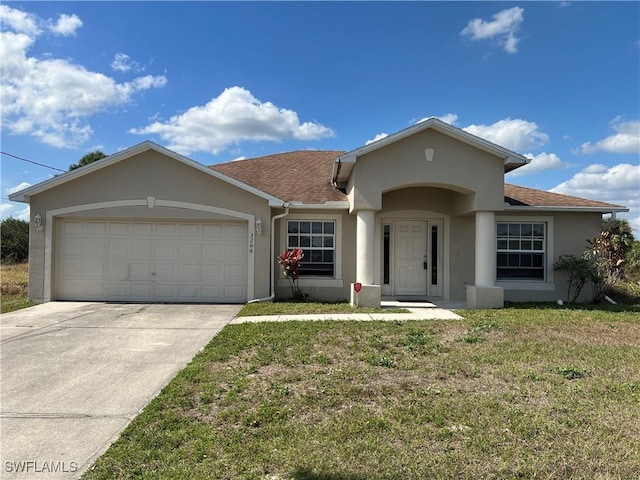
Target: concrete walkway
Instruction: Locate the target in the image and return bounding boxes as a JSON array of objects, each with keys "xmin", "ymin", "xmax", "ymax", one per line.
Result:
[{"xmin": 232, "ymin": 301, "xmax": 464, "ymax": 324}]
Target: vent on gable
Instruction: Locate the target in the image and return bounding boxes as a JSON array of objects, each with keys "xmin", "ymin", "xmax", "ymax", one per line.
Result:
[{"xmin": 424, "ymin": 148, "xmax": 435, "ymax": 162}]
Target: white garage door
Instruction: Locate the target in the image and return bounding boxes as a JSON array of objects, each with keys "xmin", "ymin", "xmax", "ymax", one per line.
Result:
[{"xmin": 55, "ymin": 219, "xmax": 248, "ymax": 302}]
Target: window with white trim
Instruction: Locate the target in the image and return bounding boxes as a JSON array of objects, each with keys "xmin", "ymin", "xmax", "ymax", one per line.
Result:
[
  {"xmin": 497, "ymin": 222, "xmax": 546, "ymax": 280},
  {"xmin": 287, "ymin": 220, "xmax": 335, "ymax": 277}
]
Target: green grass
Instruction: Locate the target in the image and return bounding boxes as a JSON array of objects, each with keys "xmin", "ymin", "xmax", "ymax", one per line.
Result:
[
  {"xmin": 84, "ymin": 307, "xmax": 640, "ymax": 479},
  {"xmin": 237, "ymin": 301, "xmax": 408, "ymax": 316}
]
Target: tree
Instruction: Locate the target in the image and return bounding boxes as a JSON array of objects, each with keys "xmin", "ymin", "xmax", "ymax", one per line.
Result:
[
  {"xmin": 587, "ymin": 218, "xmax": 635, "ymax": 285},
  {"xmin": 68, "ymin": 150, "xmax": 107, "ymax": 171},
  {"xmin": 1, "ymin": 218, "xmax": 29, "ymax": 263}
]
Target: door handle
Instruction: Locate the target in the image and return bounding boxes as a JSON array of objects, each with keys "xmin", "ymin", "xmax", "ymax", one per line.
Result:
[{"xmin": 423, "ymin": 260, "xmax": 428, "ymax": 270}]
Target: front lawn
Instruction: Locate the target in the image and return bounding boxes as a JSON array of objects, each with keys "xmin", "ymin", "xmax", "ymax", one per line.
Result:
[{"xmin": 84, "ymin": 306, "xmax": 639, "ymax": 479}]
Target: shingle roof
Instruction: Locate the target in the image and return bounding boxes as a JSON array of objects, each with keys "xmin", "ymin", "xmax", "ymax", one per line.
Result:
[
  {"xmin": 504, "ymin": 184, "xmax": 624, "ymax": 209},
  {"xmin": 211, "ymin": 150, "xmax": 346, "ymax": 204},
  {"xmin": 210, "ymin": 150, "xmax": 624, "ymax": 211}
]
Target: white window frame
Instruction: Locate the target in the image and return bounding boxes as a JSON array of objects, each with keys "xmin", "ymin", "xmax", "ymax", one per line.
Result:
[
  {"xmin": 278, "ymin": 212, "xmax": 343, "ymax": 288},
  {"xmin": 495, "ymin": 215, "xmax": 555, "ymax": 291}
]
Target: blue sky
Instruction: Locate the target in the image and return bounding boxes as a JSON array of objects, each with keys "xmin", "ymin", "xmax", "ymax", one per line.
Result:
[{"xmin": 2, "ymin": 2, "xmax": 639, "ymax": 231}]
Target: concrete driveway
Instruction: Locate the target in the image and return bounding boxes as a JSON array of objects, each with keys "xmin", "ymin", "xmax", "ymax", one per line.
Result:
[{"xmin": 0, "ymin": 302, "xmax": 240, "ymax": 479}]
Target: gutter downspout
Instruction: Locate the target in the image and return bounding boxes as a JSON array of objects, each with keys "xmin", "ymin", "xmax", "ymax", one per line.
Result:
[{"xmin": 248, "ymin": 204, "xmax": 290, "ymax": 303}]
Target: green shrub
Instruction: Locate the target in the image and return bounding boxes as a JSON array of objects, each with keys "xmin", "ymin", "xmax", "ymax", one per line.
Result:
[{"xmin": 1, "ymin": 218, "xmax": 29, "ymax": 263}]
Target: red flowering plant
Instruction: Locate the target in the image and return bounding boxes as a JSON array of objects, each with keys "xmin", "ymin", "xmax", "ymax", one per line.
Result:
[{"xmin": 278, "ymin": 248, "xmax": 306, "ymax": 300}]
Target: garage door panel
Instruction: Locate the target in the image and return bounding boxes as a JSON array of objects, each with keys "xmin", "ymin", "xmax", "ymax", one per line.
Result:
[
  {"xmin": 86, "ymin": 222, "xmax": 108, "ymax": 235},
  {"xmin": 224, "ymin": 265, "xmax": 245, "ymax": 279},
  {"xmin": 108, "ymin": 284, "xmax": 129, "ymax": 298},
  {"xmin": 130, "ymin": 284, "xmax": 153, "ymax": 298},
  {"xmin": 224, "ymin": 285, "xmax": 245, "ymax": 300},
  {"xmin": 108, "ymin": 263, "xmax": 128, "ymax": 279},
  {"xmin": 178, "ymin": 224, "xmax": 199, "ymax": 237},
  {"xmin": 109, "ymin": 239, "xmax": 131, "ymax": 256},
  {"xmin": 226, "ymin": 224, "xmax": 246, "ymax": 238},
  {"xmin": 131, "ymin": 263, "xmax": 153, "ymax": 278},
  {"xmin": 56, "ymin": 219, "xmax": 247, "ymax": 302},
  {"xmin": 108, "ymin": 223, "xmax": 130, "ymax": 236},
  {"xmin": 155, "ymin": 264, "xmax": 175, "ymax": 278},
  {"xmin": 154, "ymin": 284, "xmax": 177, "ymax": 298},
  {"xmin": 85, "ymin": 240, "xmax": 109, "ymax": 256},
  {"xmin": 225, "ymin": 243, "xmax": 245, "ymax": 261},
  {"xmin": 177, "ymin": 264, "xmax": 200, "ymax": 279},
  {"xmin": 155, "ymin": 224, "xmax": 176, "ymax": 237},
  {"xmin": 133, "ymin": 223, "xmax": 153, "ymax": 235},
  {"xmin": 132, "ymin": 241, "xmax": 153, "ymax": 258},
  {"xmin": 61, "ymin": 239, "xmax": 87, "ymax": 255},
  {"xmin": 154, "ymin": 241, "xmax": 175, "ymax": 258},
  {"xmin": 177, "ymin": 285, "xmax": 199, "ymax": 299},
  {"xmin": 177, "ymin": 243, "xmax": 200, "ymax": 259}
]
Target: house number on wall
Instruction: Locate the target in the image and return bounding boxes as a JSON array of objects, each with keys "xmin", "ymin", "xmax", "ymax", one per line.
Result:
[{"xmin": 248, "ymin": 233, "xmax": 254, "ymax": 254}]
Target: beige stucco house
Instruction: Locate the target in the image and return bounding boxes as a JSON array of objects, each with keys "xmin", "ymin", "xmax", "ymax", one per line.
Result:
[{"xmin": 10, "ymin": 118, "xmax": 627, "ymax": 308}]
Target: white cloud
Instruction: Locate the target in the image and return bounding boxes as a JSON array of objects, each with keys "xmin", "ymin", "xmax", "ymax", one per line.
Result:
[
  {"xmin": 130, "ymin": 86, "xmax": 334, "ymax": 155},
  {"xmin": 415, "ymin": 114, "xmax": 458, "ymax": 126},
  {"xmin": 460, "ymin": 7, "xmax": 525, "ymax": 53},
  {"xmin": 551, "ymin": 163, "xmax": 640, "ymax": 234},
  {"xmin": 15, "ymin": 205, "xmax": 30, "ymax": 221},
  {"xmin": 577, "ymin": 118, "xmax": 640, "ymax": 154},
  {"xmin": 0, "ymin": 5, "xmax": 167, "ymax": 148},
  {"xmin": 0, "ymin": 203, "xmax": 15, "ymax": 218},
  {"xmin": 437, "ymin": 113, "xmax": 458, "ymax": 125},
  {"xmin": 111, "ymin": 52, "xmax": 140, "ymax": 72},
  {"xmin": 0, "ymin": 5, "xmax": 40, "ymax": 35},
  {"xmin": 365, "ymin": 133, "xmax": 389, "ymax": 145},
  {"xmin": 6, "ymin": 182, "xmax": 32, "ymax": 195},
  {"xmin": 49, "ymin": 13, "xmax": 82, "ymax": 36},
  {"xmin": 463, "ymin": 118, "xmax": 549, "ymax": 151},
  {"xmin": 508, "ymin": 152, "xmax": 568, "ymax": 177}
]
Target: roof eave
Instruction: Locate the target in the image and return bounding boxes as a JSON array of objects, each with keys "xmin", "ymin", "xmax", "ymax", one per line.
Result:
[
  {"xmin": 8, "ymin": 141, "xmax": 285, "ymax": 206},
  {"xmin": 504, "ymin": 205, "xmax": 629, "ymax": 213},
  {"xmin": 287, "ymin": 201, "xmax": 350, "ymax": 210}
]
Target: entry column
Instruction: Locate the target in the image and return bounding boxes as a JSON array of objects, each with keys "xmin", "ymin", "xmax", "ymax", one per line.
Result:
[
  {"xmin": 466, "ymin": 211, "xmax": 504, "ymax": 308},
  {"xmin": 351, "ymin": 209, "xmax": 381, "ymax": 307}
]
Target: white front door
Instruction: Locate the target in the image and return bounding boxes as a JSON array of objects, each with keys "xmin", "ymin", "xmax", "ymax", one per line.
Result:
[
  {"xmin": 392, "ymin": 219, "xmax": 443, "ymax": 297},
  {"xmin": 394, "ymin": 221, "xmax": 428, "ymax": 295}
]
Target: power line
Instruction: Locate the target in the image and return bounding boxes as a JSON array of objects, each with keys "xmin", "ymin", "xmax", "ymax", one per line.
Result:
[{"xmin": 1, "ymin": 151, "xmax": 65, "ymax": 172}]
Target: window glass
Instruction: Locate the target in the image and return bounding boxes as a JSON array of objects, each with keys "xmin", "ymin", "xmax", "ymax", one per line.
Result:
[
  {"xmin": 287, "ymin": 220, "xmax": 335, "ymax": 277},
  {"xmin": 497, "ymin": 222, "xmax": 546, "ymax": 280}
]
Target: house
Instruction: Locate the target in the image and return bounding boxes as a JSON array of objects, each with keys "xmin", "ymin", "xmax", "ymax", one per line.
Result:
[{"xmin": 10, "ymin": 118, "xmax": 627, "ymax": 308}]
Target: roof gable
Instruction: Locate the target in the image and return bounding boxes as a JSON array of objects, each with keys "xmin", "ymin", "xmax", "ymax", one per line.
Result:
[
  {"xmin": 333, "ymin": 117, "xmax": 530, "ymax": 184},
  {"xmin": 10, "ymin": 141, "xmax": 285, "ymax": 206}
]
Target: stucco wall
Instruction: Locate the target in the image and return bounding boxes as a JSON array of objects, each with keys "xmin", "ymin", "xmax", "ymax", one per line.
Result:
[
  {"xmin": 274, "ymin": 209, "xmax": 355, "ymax": 301},
  {"xmin": 26, "ymin": 150, "xmax": 272, "ymax": 302},
  {"xmin": 450, "ymin": 215, "xmax": 475, "ymax": 301},
  {"xmin": 348, "ymin": 129, "xmax": 506, "ymax": 213},
  {"xmin": 502, "ymin": 211, "xmax": 604, "ymax": 303}
]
